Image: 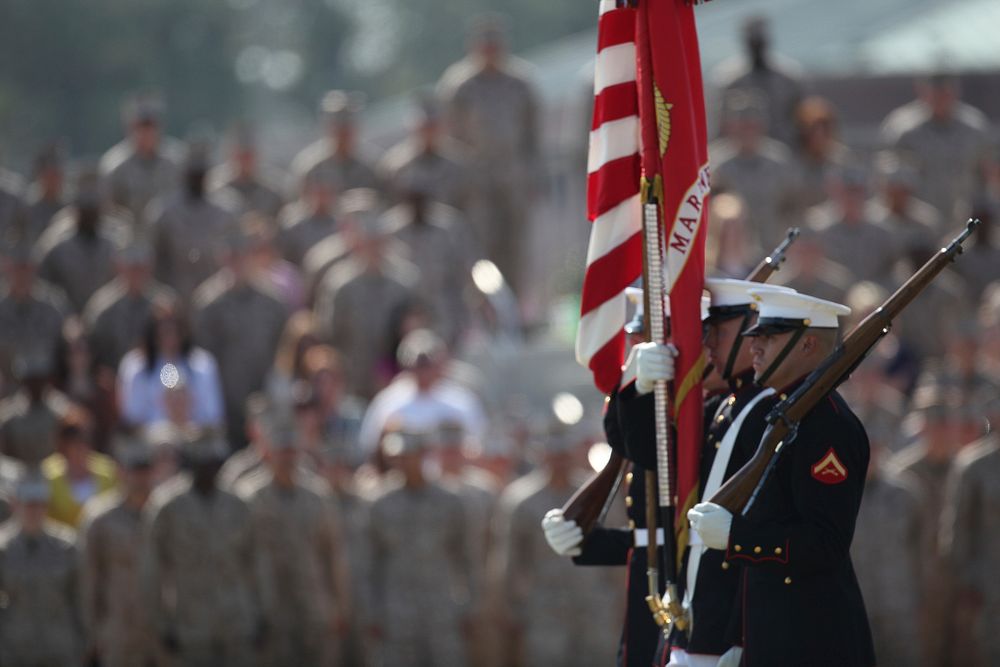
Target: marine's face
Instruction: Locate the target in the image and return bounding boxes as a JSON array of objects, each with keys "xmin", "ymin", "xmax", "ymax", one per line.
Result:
[
  {"xmin": 749, "ymin": 331, "xmax": 795, "ymax": 388},
  {"xmin": 705, "ymin": 315, "xmax": 753, "ymax": 377},
  {"xmin": 702, "ymin": 359, "xmax": 728, "ymax": 396}
]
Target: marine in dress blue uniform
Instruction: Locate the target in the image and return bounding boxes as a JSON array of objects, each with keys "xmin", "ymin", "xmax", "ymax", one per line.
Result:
[
  {"xmin": 660, "ymin": 281, "xmax": 795, "ymax": 667},
  {"xmin": 688, "ymin": 289, "xmax": 876, "ymax": 667},
  {"xmin": 542, "ymin": 288, "xmax": 674, "ymax": 667}
]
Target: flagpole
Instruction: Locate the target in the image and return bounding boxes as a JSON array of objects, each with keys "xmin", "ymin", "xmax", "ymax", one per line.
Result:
[{"xmin": 635, "ymin": 0, "xmax": 686, "ymax": 636}]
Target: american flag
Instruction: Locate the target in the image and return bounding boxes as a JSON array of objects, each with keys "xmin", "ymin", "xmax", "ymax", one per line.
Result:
[{"xmin": 575, "ymin": 0, "xmax": 643, "ymax": 395}]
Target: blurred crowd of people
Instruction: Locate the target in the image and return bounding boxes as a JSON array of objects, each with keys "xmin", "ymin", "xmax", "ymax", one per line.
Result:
[
  {"xmin": 0, "ymin": 16, "xmax": 629, "ymax": 667},
  {"xmin": 0, "ymin": 10, "xmax": 997, "ymax": 667}
]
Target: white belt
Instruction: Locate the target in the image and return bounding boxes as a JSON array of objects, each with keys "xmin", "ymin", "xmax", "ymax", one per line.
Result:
[{"xmin": 633, "ymin": 528, "xmax": 665, "ymax": 547}]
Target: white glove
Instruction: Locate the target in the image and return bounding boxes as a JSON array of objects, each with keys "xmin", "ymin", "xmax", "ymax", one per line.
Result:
[
  {"xmin": 541, "ymin": 508, "xmax": 583, "ymax": 557},
  {"xmin": 634, "ymin": 342, "xmax": 678, "ymax": 395},
  {"xmin": 716, "ymin": 646, "xmax": 743, "ymax": 667},
  {"xmin": 687, "ymin": 502, "xmax": 733, "ymax": 550}
]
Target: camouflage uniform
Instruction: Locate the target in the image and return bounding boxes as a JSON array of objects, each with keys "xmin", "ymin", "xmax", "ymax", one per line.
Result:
[
  {"xmin": 0, "ymin": 455, "xmax": 20, "ymax": 522},
  {"xmin": 99, "ymin": 138, "xmax": 183, "ymax": 229},
  {"xmin": 191, "ymin": 274, "xmax": 288, "ymax": 445},
  {"xmin": 79, "ymin": 491, "xmax": 158, "ymax": 667},
  {"xmin": 710, "ymin": 138, "xmax": 797, "ymax": 253},
  {"xmin": 868, "ymin": 197, "xmax": 940, "ymax": 262},
  {"xmin": 0, "ymin": 283, "xmax": 66, "ymax": 389},
  {"xmin": 377, "ymin": 137, "xmax": 471, "ymax": 210},
  {"xmin": 291, "ymin": 141, "xmax": 380, "ymax": 196},
  {"xmin": 83, "ymin": 277, "xmax": 176, "ymax": 371},
  {"xmin": 302, "ymin": 233, "xmax": 413, "ymax": 305},
  {"xmin": 443, "ymin": 468, "xmax": 497, "ymax": 598},
  {"xmin": 715, "ymin": 59, "xmax": 804, "ymax": 146},
  {"xmin": 851, "ymin": 469, "xmax": 923, "ymax": 667},
  {"xmin": 148, "ymin": 192, "xmax": 237, "ymax": 302},
  {"xmin": 441, "ymin": 467, "xmax": 498, "ymax": 667},
  {"xmin": 941, "ymin": 435, "xmax": 1000, "ymax": 666},
  {"xmin": 952, "ymin": 235, "xmax": 1000, "ymax": 304},
  {"xmin": 807, "ymin": 202, "xmax": 899, "ymax": 284},
  {"xmin": 890, "ymin": 444, "xmax": 954, "ymax": 667},
  {"xmin": 21, "ymin": 191, "xmax": 64, "ymax": 247},
  {"xmin": 0, "ymin": 520, "xmax": 82, "ymax": 667},
  {"xmin": 0, "ymin": 171, "xmax": 26, "ymax": 240},
  {"xmin": 240, "ymin": 471, "xmax": 344, "ymax": 667},
  {"xmin": 277, "ymin": 201, "xmax": 339, "ymax": 267},
  {"xmin": 438, "ymin": 56, "xmax": 539, "ymax": 294},
  {"xmin": 881, "ymin": 100, "xmax": 993, "ymax": 222},
  {"xmin": 369, "ymin": 474, "xmax": 471, "ymax": 667},
  {"xmin": 218, "ymin": 446, "xmax": 266, "ymax": 492},
  {"xmin": 0, "ymin": 389, "xmax": 71, "ymax": 464},
  {"xmin": 492, "ymin": 470, "xmax": 621, "ymax": 667},
  {"xmin": 142, "ymin": 477, "xmax": 259, "ymax": 667},
  {"xmin": 381, "ymin": 202, "xmax": 473, "ymax": 341},
  {"xmin": 313, "ymin": 260, "xmax": 418, "ymax": 398},
  {"xmin": 34, "ymin": 212, "xmax": 122, "ymax": 314},
  {"xmin": 328, "ymin": 483, "xmax": 372, "ymax": 667},
  {"xmin": 888, "ymin": 264, "xmax": 971, "ymax": 361},
  {"xmin": 785, "ymin": 144, "xmax": 854, "ymax": 218},
  {"xmin": 208, "ymin": 163, "xmax": 286, "ymax": 219}
]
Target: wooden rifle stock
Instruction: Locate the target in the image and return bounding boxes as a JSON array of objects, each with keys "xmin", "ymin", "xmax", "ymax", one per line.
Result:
[
  {"xmin": 561, "ymin": 450, "xmax": 626, "ymax": 535},
  {"xmin": 710, "ymin": 219, "xmax": 981, "ymax": 514},
  {"xmin": 561, "ymin": 227, "xmax": 802, "ymax": 534}
]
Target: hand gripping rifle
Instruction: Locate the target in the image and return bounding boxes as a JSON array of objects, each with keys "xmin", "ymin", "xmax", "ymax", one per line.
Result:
[
  {"xmin": 709, "ymin": 219, "xmax": 980, "ymax": 515},
  {"xmin": 560, "ymin": 227, "xmax": 801, "ymax": 536}
]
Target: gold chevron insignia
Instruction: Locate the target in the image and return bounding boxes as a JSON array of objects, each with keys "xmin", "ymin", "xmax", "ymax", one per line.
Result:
[
  {"xmin": 811, "ymin": 447, "xmax": 848, "ymax": 484},
  {"xmin": 654, "ymin": 84, "xmax": 673, "ymax": 157}
]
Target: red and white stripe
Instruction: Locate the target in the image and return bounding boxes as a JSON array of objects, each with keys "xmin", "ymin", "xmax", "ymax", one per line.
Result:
[{"xmin": 576, "ymin": 0, "xmax": 643, "ymax": 395}]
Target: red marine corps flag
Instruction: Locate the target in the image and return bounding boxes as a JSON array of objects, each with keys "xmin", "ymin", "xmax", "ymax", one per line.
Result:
[{"xmin": 636, "ymin": 0, "xmax": 710, "ymax": 546}]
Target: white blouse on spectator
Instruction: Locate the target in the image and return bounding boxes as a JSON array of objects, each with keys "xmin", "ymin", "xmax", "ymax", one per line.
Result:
[
  {"xmin": 358, "ymin": 373, "xmax": 487, "ymax": 453},
  {"xmin": 117, "ymin": 348, "xmax": 225, "ymax": 427}
]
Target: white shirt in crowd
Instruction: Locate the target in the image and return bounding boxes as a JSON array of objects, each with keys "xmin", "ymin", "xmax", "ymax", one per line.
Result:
[
  {"xmin": 117, "ymin": 348, "xmax": 225, "ymax": 428},
  {"xmin": 358, "ymin": 373, "xmax": 487, "ymax": 452}
]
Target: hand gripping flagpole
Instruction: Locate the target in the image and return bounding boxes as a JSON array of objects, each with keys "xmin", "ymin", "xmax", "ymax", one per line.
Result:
[
  {"xmin": 636, "ymin": 0, "xmax": 687, "ymax": 637},
  {"xmin": 640, "ymin": 182, "xmax": 687, "ymax": 636}
]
